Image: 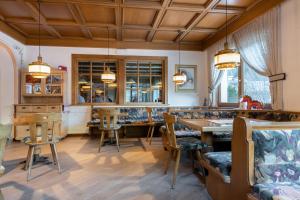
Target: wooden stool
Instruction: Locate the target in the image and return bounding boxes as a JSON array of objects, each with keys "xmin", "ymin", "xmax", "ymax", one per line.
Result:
[
  {"xmin": 14, "ymin": 114, "xmax": 62, "ymax": 181},
  {"xmin": 98, "ymin": 109, "xmax": 121, "ymax": 152}
]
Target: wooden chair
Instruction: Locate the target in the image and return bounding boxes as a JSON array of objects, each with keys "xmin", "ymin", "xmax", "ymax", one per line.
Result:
[
  {"xmin": 0, "ymin": 125, "xmax": 10, "ymax": 200},
  {"xmin": 14, "ymin": 113, "xmax": 62, "ymax": 181},
  {"xmin": 146, "ymin": 107, "xmax": 156, "ymax": 145},
  {"xmin": 98, "ymin": 109, "xmax": 121, "ymax": 152},
  {"xmin": 163, "ymin": 113, "xmax": 206, "ymax": 188}
]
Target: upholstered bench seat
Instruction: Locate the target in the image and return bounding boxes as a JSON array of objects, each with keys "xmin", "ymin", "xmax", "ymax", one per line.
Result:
[
  {"xmin": 177, "ymin": 137, "xmax": 207, "ymax": 151},
  {"xmin": 204, "ymin": 151, "xmax": 232, "ymax": 182},
  {"xmin": 253, "ymin": 182, "xmax": 300, "ymax": 200}
]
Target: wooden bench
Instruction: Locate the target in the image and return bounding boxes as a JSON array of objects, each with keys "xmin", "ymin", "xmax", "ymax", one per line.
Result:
[{"xmin": 201, "ymin": 117, "xmax": 300, "ymax": 200}]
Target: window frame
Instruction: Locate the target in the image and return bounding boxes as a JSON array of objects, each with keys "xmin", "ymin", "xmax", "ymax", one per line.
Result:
[{"xmin": 72, "ymin": 54, "xmax": 168, "ymax": 105}]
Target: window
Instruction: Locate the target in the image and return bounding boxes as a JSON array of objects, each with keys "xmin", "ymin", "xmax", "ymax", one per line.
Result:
[
  {"xmin": 77, "ymin": 61, "xmax": 118, "ymax": 104},
  {"xmin": 125, "ymin": 60, "xmax": 163, "ymax": 103},
  {"xmin": 219, "ymin": 62, "xmax": 271, "ymax": 106},
  {"xmin": 219, "ymin": 67, "xmax": 239, "ymax": 104},
  {"xmin": 72, "ymin": 55, "xmax": 167, "ymax": 105},
  {"xmin": 243, "ymin": 64, "xmax": 271, "ymax": 104}
]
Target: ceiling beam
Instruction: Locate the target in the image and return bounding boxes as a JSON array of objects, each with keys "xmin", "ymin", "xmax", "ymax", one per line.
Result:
[
  {"xmin": 17, "ymin": 0, "xmax": 62, "ymax": 38},
  {"xmin": 175, "ymin": 0, "xmax": 221, "ymax": 42},
  {"xmin": 0, "ymin": 20, "xmax": 27, "ymax": 43},
  {"xmin": 67, "ymin": 3, "xmax": 93, "ymax": 39},
  {"xmin": 115, "ymin": 0, "xmax": 122, "ymax": 41},
  {"xmin": 146, "ymin": 0, "xmax": 172, "ymax": 42},
  {"xmin": 26, "ymin": 37, "xmax": 202, "ymax": 51},
  {"xmin": 201, "ymin": 0, "xmax": 285, "ymax": 50}
]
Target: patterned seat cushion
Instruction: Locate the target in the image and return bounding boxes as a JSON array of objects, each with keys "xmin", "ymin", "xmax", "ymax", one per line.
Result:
[
  {"xmin": 159, "ymin": 125, "xmax": 201, "ymax": 137},
  {"xmin": 204, "ymin": 151, "xmax": 232, "ymax": 178},
  {"xmin": 177, "ymin": 137, "xmax": 207, "ymax": 151},
  {"xmin": 253, "ymin": 182, "xmax": 300, "ymax": 200},
  {"xmin": 252, "ymin": 129, "xmax": 300, "ymax": 184}
]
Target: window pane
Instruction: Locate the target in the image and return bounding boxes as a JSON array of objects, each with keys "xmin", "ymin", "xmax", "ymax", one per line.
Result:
[
  {"xmin": 126, "ymin": 76, "xmax": 138, "ymax": 102},
  {"xmin": 220, "ymin": 68, "xmax": 239, "ymax": 103},
  {"xmin": 139, "ymin": 76, "xmax": 150, "ymax": 102},
  {"xmin": 244, "ymin": 65, "xmax": 271, "ymax": 104},
  {"xmin": 78, "ymin": 62, "xmax": 91, "ymax": 104}
]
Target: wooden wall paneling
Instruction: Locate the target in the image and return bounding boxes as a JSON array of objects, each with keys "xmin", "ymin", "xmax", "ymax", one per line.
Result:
[{"xmin": 118, "ymin": 59, "xmax": 125, "ymax": 105}]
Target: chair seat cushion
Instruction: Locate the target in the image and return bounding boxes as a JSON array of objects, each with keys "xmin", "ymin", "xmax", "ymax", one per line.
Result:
[
  {"xmin": 253, "ymin": 182, "xmax": 300, "ymax": 200},
  {"xmin": 175, "ymin": 130, "xmax": 201, "ymax": 137},
  {"xmin": 99, "ymin": 124, "xmax": 121, "ymax": 130},
  {"xmin": 177, "ymin": 137, "xmax": 206, "ymax": 151},
  {"xmin": 204, "ymin": 151, "xmax": 232, "ymax": 177}
]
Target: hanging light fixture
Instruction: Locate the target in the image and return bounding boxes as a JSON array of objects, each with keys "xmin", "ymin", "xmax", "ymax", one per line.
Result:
[
  {"xmin": 173, "ymin": 37, "xmax": 187, "ymax": 85},
  {"xmin": 214, "ymin": 0, "xmax": 240, "ymax": 70},
  {"xmin": 28, "ymin": 0, "xmax": 51, "ymax": 78},
  {"xmin": 101, "ymin": 27, "xmax": 116, "ymax": 83}
]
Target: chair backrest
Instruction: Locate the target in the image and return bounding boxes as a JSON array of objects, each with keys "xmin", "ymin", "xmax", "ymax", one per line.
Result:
[
  {"xmin": 14, "ymin": 113, "xmax": 61, "ymax": 143},
  {"xmin": 0, "ymin": 124, "xmax": 12, "ymax": 176},
  {"xmin": 98, "ymin": 109, "xmax": 119, "ymax": 129},
  {"xmin": 163, "ymin": 113, "xmax": 177, "ymax": 149},
  {"xmin": 146, "ymin": 107, "xmax": 153, "ymax": 123}
]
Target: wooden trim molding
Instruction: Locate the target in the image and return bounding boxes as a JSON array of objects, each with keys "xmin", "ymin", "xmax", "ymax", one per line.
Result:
[{"xmin": 72, "ymin": 54, "xmax": 168, "ymax": 105}]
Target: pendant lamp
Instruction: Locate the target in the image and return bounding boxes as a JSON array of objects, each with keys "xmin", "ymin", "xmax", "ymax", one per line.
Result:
[
  {"xmin": 101, "ymin": 27, "xmax": 116, "ymax": 83},
  {"xmin": 173, "ymin": 38, "xmax": 187, "ymax": 85},
  {"xmin": 214, "ymin": 0, "xmax": 240, "ymax": 70},
  {"xmin": 28, "ymin": 0, "xmax": 51, "ymax": 78}
]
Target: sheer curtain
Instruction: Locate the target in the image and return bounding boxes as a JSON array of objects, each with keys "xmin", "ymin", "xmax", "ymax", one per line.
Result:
[
  {"xmin": 207, "ymin": 38, "xmax": 235, "ymax": 107},
  {"xmin": 233, "ymin": 7, "xmax": 282, "ymax": 109}
]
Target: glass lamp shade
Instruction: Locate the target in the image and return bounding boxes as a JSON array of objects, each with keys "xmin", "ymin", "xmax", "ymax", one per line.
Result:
[
  {"xmin": 101, "ymin": 66, "xmax": 116, "ymax": 83},
  {"xmin": 214, "ymin": 43, "xmax": 240, "ymax": 70},
  {"xmin": 173, "ymin": 71, "xmax": 187, "ymax": 85},
  {"xmin": 28, "ymin": 56, "xmax": 51, "ymax": 78}
]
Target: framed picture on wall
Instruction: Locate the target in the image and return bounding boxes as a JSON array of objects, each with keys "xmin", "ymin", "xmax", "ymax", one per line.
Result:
[{"xmin": 175, "ymin": 64, "xmax": 197, "ymax": 93}]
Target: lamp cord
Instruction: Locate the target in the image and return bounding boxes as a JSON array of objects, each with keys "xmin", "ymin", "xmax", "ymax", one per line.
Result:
[
  {"xmin": 38, "ymin": 0, "xmax": 41, "ymax": 58},
  {"xmin": 107, "ymin": 27, "xmax": 109, "ymax": 71},
  {"xmin": 225, "ymin": 0, "xmax": 228, "ymax": 44}
]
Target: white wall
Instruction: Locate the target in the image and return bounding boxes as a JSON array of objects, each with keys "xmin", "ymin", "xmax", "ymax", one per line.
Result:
[
  {"xmin": 24, "ymin": 46, "xmax": 208, "ymax": 106},
  {"xmin": 281, "ymin": 0, "xmax": 300, "ymax": 111},
  {"xmin": 0, "ymin": 32, "xmax": 25, "ymax": 124}
]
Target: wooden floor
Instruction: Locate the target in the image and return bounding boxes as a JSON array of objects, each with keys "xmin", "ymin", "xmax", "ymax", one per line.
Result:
[{"xmin": 0, "ymin": 136, "xmax": 211, "ymax": 200}]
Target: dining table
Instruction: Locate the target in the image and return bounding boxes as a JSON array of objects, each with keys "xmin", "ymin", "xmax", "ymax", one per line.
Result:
[{"xmin": 178, "ymin": 118, "xmax": 234, "ymax": 151}]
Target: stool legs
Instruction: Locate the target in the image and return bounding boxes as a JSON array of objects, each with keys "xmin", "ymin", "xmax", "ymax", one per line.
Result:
[
  {"xmin": 115, "ymin": 130, "xmax": 120, "ymax": 152},
  {"xmin": 98, "ymin": 130, "xmax": 105, "ymax": 152},
  {"xmin": 50, "ymin": 143, "xmax": 61, "ymax": 173},
  {"xmin": 172, "ymin": 149, "xmax": 181, "ymax": 189},
  {"xmin": 27, "ymin": 146, "xmax": 35, "ymax": 181},
  {"xmin": 149, "ymin": 126, "xmax": 155, "ymax": 145}
]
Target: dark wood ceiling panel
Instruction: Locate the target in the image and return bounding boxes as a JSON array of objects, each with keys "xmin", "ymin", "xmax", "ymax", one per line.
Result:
[
  {"xmin": 218, "ymin": 0, "xmax": 257, "ymax": 7},
  {"xmin": 172, "ymin": 0, "xmax": 208, "ymax": 5},
  {"xmin": 79, "ymin": 5, "xmax": 115, "ymax": 24},
  {"xmin": 89, "ymin": 27, "xmax": 116, "ymax": 39},
  {"xmin": 153, "ymin": 31, "xmax": 178, "ymax": 41},
  {"xmin": 124, "ymin": 8, "xmax": 157, "ymax": 26},
  {"xmin": 182, "ymin": 32, "xmax": 209, "ymax": 42},
  {"xmin": 40, "ymin": 3, "xmax": 74, "ymax": 21},
  {"xmin": 0, "ymin": 1, "xmax": 33, "ymax": 18},
  {"xmin": 123, "ymin": 29, "xmax": 148, "ymax": 40},
  {"xmin": 160, "ymin": 10, "xmax": 196, "ymax": 28},
  {"xmin": 53, "ymin": 25, "xmax": 84, "ymax": 37},
  {"xmin": 11, "ymin": 23, "xmax": 51, "ymax": 37},
  {"xmin": 196, "ymin": 13, "xmax": 236, "ymax": 28}
]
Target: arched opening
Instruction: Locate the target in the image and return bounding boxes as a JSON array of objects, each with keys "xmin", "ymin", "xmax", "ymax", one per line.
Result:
[{"xmin": 0, "ymin": 41, "xmax": 18, "ymax": 124}]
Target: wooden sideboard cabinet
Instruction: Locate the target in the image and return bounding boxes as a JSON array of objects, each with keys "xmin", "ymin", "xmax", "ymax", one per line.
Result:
[{"xmin": 14, "ymin": 104, "xmax": 66, "ymax": 140}]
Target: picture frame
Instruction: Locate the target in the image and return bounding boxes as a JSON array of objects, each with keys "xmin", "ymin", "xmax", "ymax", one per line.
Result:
[{"xmin": 175, "ymin": 64, "xmax": 197, "ymax": 93}]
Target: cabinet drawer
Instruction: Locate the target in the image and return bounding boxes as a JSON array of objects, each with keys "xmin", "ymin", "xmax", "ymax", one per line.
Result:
[
  {"xmin": 48, "ymin": 105, "xmax": 61, "ymax": 112},
  {"xmin": 32, "ymin": 105, "xmax": 48, "ymax": 112},
  {"xmin": 16, "ymin": 106, "xmax": 32, "ymax": 112}
]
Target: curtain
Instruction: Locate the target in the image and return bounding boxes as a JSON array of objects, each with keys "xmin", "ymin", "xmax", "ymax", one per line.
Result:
[
  {"xmin": 207, "ymin": 38, "xmax": 235, "ymax": 107},
  {"xmin": 233, "ymin": 7, "xmax": 282, "ymax": 109}
]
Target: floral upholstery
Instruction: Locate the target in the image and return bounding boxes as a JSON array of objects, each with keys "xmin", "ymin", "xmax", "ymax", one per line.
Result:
[
  {"xmin": 159, "ymin": 125, "xmax": 201, "ymax": 138},
  {"xmin": 253, "ymin": 182, "xmax": 300, "ymax": 200},
  {"xmin": 204, "ymin": 151, "xmax": 232, "ymax": 182},
  {"xmin": 251, "ymin": 129, "xmax": 300, "ymax": 200},
  {"xmin": 177, "ymin": 137, "xmax": 207, "ymax": 151}
]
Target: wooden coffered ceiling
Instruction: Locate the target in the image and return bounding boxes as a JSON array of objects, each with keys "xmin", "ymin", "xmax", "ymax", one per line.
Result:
[{"xmin": 0, "ymin": 0, "xmax": 284, "ymax": 51}]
